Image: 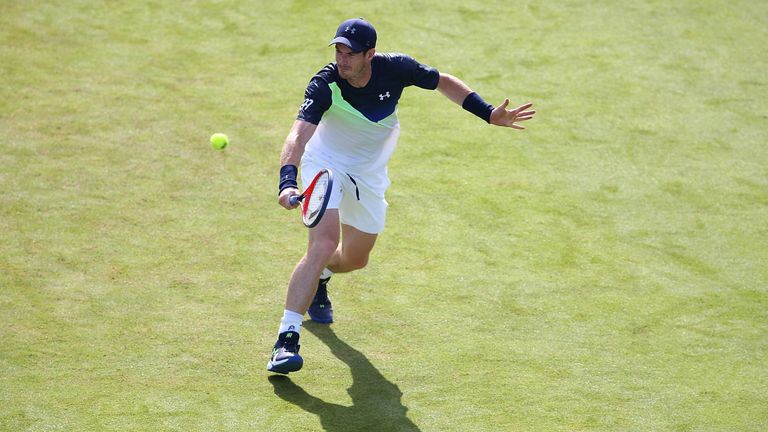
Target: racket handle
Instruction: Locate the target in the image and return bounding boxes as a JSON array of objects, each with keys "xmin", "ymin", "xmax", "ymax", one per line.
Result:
[{"xmin": 289, "ymin": 195, "xmax": 302, "ymax": 206}]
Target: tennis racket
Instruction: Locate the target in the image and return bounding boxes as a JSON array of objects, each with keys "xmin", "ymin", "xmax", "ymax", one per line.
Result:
[{"xmin": 289, "ymin": 169, "xmax": 334, "ymax": 228}]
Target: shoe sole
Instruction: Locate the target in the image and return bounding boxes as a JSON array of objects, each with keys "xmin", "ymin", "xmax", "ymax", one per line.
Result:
[
  {"xmin": 307, "ymin": 312, "xmax": 333, "ymax": 324},
  {"xmin": 267, "ymin": 356, "xmax": 304, "ymax": 374}
]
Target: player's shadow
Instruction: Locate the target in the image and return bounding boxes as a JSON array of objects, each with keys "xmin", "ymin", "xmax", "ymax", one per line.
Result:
[{"xmin": 268, "ymin": 322, "xmax": 421, "ymax": 432}]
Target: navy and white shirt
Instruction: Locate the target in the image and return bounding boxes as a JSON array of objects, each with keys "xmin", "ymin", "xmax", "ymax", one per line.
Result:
[{"xmin": 297, "ymin": 53, "xmax": 439, "ymax": 187}]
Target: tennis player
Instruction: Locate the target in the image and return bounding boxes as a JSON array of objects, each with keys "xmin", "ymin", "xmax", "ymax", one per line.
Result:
[{"xmin": 269, "ymin": 18, "xmax": 535, "ymax": 374}]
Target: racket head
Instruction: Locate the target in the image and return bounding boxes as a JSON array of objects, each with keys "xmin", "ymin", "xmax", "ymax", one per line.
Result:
[{"xmin": 299, "ymin": 169, "xmax": 334, "ymax": 228}]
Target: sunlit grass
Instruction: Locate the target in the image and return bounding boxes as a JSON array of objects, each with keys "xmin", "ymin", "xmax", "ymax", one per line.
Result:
[{"xmin": 1, "ymin": 0, "xmax": 767, "ymax": 430}]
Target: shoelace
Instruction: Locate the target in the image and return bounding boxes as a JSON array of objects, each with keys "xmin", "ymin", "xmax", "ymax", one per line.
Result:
[
  {"xmin": 279, "ymin": 336, "xmax": 300, "ymax": 353},
  {"xmin": 277, "ymin": 331, "xmax": 301, "ymax": 353},
  {"xmin": 282, "ymin": 341, "xmax": 299, "ymax": 353}
]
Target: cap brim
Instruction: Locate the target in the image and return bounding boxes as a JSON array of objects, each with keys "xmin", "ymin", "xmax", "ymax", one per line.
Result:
[{"xmin": 328, "ymin": 36, "xmax": 363, "ymax": 52}]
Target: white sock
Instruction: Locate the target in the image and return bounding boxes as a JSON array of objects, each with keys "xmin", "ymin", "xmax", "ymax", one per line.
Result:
[
  {"xmin": 278, "ymin": 309, "xmax": 304, "ymax": 335},
  {"xmin": 320, "ymin": 267, "xmax": 334, "ymax": 280}
]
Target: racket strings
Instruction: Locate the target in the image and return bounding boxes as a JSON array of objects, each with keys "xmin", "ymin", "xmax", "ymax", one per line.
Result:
[{"xmin": 305, "ymin": 175, "xmax": 330, "ymax": 225}]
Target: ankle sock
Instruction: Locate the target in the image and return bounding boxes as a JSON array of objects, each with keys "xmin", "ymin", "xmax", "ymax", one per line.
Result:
[
  {"xmin": 278, "ymin": 309, "xmax": 304, "ymax": 335},
  {"xmin": 320, "ymin": 267, "xmax": 334, "ymax": 280}
]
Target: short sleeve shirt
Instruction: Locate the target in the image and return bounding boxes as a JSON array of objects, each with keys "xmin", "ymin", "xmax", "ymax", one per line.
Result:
[
  {"xmin": 298, "ymin": 53, "xmax": 440, "ymax": 124},
  {"xmin": 296, "ymin": 53, "xmax": 439, "ymax": 179}
]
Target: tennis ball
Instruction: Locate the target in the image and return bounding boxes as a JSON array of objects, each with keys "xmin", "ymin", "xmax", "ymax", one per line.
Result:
[{"xmin": 210, "ymin": 133, "xmax": 229, "ymax": 150}]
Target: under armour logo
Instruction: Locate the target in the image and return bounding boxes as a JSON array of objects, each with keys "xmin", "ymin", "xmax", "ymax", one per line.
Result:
[
  {"xmin": 345, "ymin": 26, "xmax": 356, "ymax": 34},
  {"xmin": 378, "ymin": 91, "xmax": 390, "ymax": 100}
]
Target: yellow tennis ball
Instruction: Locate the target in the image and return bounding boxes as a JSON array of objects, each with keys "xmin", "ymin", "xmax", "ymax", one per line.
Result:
[{"xmin": 210, "ymin": 133, "xmax": 229, "ymax": 150}]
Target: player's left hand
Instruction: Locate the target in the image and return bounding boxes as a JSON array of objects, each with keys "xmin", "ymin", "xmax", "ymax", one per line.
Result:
[{"xmin": 490, "ymin": 99, "xmax": 536, "ymax": 130}]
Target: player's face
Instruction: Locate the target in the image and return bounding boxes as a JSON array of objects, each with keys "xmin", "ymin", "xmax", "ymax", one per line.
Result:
[{"xmin": 335, "ymin": 44, "xmax": 373, "ymax": 82}]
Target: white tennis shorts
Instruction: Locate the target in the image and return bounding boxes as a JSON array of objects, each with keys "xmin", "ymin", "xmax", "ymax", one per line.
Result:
[{"xmin": 301, "ymin": 156, "xmax": 388, "ymax": 234}]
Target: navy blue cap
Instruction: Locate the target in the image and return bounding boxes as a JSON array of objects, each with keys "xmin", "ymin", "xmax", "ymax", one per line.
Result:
[{"xmin": 328, "ymin": 18, "xmax": 377, "ymax": 52}]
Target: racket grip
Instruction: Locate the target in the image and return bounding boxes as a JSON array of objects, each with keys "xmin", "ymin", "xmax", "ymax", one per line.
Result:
[{"xmin": 289, "ymin": 195, "xmax": 301, "ymax": 206}]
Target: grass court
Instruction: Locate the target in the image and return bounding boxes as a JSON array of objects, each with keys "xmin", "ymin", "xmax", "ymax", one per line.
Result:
[{"xmin": 1, "ymin": 0, "xmax": 767, "ymax": 430}]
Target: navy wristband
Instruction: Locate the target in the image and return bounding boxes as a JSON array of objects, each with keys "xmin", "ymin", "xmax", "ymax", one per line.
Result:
[
  {"xmin": 279, "ymin": 164, "xmax": 298, "ymax": 194},
  {"xmin": 462, "ymin": 92, "xmax": 493, "ymax": 123}
]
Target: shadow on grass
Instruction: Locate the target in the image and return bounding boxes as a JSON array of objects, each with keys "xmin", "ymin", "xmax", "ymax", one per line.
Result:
[{"xmin": 268, "ymin": 322, "xmax": 421, "ymax": 432}]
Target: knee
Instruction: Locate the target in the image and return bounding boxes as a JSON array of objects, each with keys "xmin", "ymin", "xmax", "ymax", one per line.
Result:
[
  {"xmin": 345, "ymin": 254, "xmax": 369, "ymax": 271},
  {"xmin": 308, "ymin": 238, "xmax": 338, "ymax": 262}
]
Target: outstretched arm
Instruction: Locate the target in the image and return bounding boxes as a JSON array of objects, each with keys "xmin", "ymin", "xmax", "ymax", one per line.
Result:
[
  {"xmin": 436, "ymin": 73, "xmax": 535, "ymax": 130},
  {"xmin": 436, "ymin": 73, "xmax": 473, "ymax": 105}
]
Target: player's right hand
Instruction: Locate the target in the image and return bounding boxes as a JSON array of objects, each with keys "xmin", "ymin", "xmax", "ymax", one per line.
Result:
[{"xmin": 278, "ymin": 188, "xmax": 300, "ymax": 210}]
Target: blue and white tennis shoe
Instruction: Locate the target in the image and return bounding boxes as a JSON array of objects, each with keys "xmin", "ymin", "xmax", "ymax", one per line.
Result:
[
  {"xmin": 308, "ymin": 277, "xmax": 333, "ymax": 324},
  {"xmin": 267, "ymin": 330, "xmax": 303, "ymax": 374}
]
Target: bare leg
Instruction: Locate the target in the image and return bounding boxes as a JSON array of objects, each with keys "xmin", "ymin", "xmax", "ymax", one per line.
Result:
[
  {"xmin": 284, "ymin": 210, "xmax": 340, "ymax": 314},
  {"xmin": 326, "ymin": 223, "xmax": 378, "ymax": 274}
]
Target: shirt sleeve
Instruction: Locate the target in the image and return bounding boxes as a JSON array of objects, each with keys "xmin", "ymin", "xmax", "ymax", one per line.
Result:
[
  {"xmin": 387, "ymin": 53, "xmax": 440, "ymax": 90},
  {"xmin": 296, "ymin": 67, "xmax": 334, "ymax": 125}
]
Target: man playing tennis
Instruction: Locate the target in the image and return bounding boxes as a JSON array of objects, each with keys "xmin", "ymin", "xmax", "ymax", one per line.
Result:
[{"xmin": 268, "ymin": 18, "xmax": 535, "ymax": 374}]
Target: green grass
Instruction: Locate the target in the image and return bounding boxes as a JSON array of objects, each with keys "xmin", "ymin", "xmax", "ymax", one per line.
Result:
[{"xmin": 2, "ymin": 0, "xmax": 767, "ymax": 430}]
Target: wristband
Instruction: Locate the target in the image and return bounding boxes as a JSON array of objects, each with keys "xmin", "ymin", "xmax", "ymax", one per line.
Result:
[
  {"xmin": 279, "ymin": 164, "xmax": 298, "ymax": 194},
  {"xmin": 462, "ymin": 92, "xmax": 493, "ymax": 123}
]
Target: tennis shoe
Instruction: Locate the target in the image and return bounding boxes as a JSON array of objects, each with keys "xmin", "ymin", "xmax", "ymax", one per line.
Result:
[
  {"xmin": 308, "ymin": 277, "xmax": 333, "ymax": 324},
  {"xmin": 267, "ymin": 330, "xmax": 303, "ymax": 374}
]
